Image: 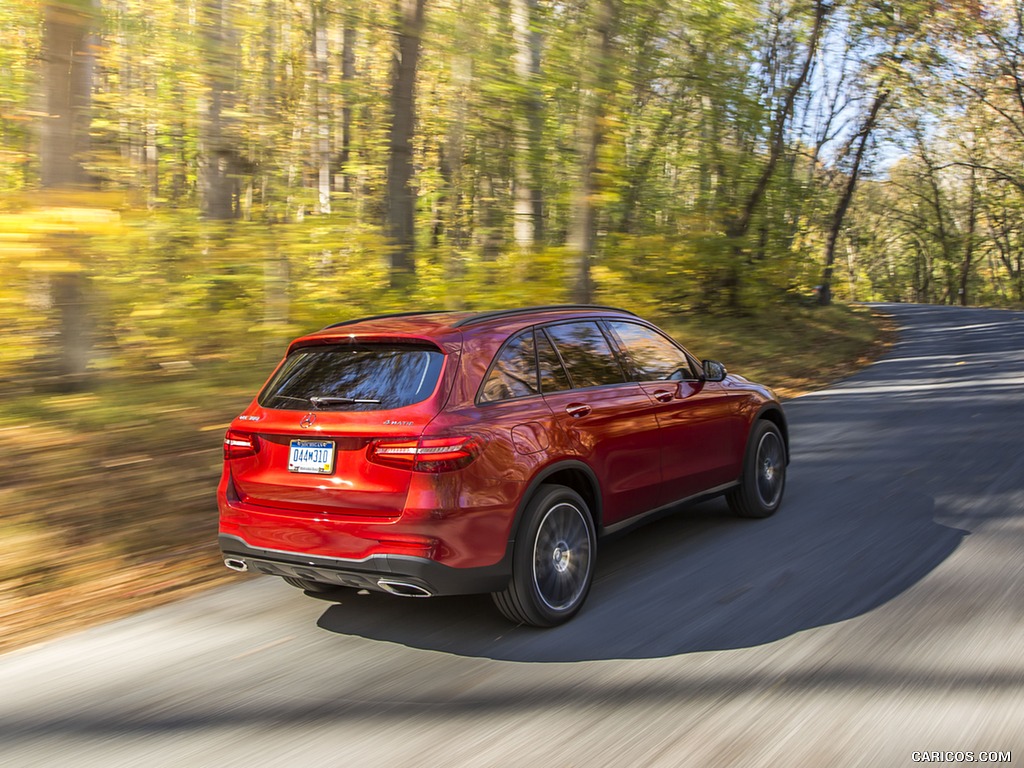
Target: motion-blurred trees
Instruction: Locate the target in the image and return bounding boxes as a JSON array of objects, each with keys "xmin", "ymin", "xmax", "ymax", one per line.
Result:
[{"xmin": 3, "ymin": 0, "xmax": 1024, "ymax": 389}]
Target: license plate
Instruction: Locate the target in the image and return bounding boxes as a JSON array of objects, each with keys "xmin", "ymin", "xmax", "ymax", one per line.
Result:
[{"xmin": 288, "ymin": 440, "xmax": 335, "ymax": 474}]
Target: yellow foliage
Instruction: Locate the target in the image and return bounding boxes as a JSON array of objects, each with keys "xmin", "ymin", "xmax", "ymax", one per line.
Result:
[
  {"xmin": 17, "ymin": 259, "xmax": 80, "ymax": 273},
  {"xmin": 0, "ymin": 210, "xmax": 118, "ymax": 236}
]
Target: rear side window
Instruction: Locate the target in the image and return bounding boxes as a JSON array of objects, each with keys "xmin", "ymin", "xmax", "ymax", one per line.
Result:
[
  {"xmin": 259, "ymin": 343, "xmax": 444, "ymax": 411},
  {"xmin": 607, "ymin": 321, "xmax": 696, "ymax": 381},
  {"xmin": 544, "ymin": 321, "xmax": 626, "ymax": 389},
  {"xmin": 479, "ymin": 330, "xmax": 539, "ymax": 403}
]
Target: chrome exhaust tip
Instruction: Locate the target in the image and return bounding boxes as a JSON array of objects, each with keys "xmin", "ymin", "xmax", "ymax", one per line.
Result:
[
  {"xmin": 224, "ymin": 558, "xmax": 249, "ymax": 572},
  {"xmin": 377, "ymin": 579, "xmax": 432, "ymax": 598}
]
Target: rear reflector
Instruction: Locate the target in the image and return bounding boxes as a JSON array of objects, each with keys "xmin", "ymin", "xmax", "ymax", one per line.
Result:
[
  {"xmin": 224, "ymin": 429, "xmax": 260, "ymax": 460},
  {"xmin": 368, "ymin": 435, "xmax": 484, "ymax": 473}
]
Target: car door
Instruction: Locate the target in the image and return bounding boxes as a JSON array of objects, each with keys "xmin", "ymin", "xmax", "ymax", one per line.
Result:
[
  {"xmin": 538, "ymin": 320, "xmax": 664, "ymax": 525},
  {"xmin": 605, "ymin": 320, "xmax": 742, "ymax": 504}
]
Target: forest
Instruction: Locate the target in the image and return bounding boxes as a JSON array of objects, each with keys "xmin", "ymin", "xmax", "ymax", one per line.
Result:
[
  {"xmin": 3, "ymin": 0, "xmax": 1024, "ymax": 388},
  {"xmin": 1, "ymin": 0, "xmax": 1022, "ymax": 646}
]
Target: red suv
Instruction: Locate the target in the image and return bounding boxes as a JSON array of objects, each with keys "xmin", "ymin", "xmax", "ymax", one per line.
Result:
[{"xmin": 218, "ymin": 305, "xmax": 788, "ymax": 626}]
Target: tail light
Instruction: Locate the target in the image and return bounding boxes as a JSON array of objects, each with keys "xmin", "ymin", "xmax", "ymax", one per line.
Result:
[
  {"xmin": 224, "ymin": 429, "xmax": 260, "ymax": 460},
  {"xmin": 368, "ymin": 435, "xmax": 484, "ymax": 473}
]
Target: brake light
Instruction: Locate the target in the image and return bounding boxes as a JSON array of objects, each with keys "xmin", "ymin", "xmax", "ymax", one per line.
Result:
[
  {"xmin": 224, "ymin": 429, "xmax": 260, "ymax": 460},
  {"xmin": 368, "ymin": 436, "xmax": 484, "ymax": 472}
]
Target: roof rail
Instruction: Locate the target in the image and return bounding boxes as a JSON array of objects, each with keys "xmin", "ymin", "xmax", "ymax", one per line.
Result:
[
  {"xmin": 451, "ymin": 304, "xmax": 636, "ymax": 329},
  {"xmin": 320, "ymin": 310, "xmax": 451, "ymax": 331}
]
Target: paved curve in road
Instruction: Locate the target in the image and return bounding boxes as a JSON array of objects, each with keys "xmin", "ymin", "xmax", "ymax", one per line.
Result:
[{"xmin": 2, "ymin": 303, "xmax": 1022, "ymax": 767}]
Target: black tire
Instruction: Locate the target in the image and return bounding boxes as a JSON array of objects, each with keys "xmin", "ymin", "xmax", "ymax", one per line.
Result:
[
  {"xmin": 492, "ymin": 484, "xmax": 597, "ymax": 627},
  {"xmin": 282, "ymin": 576, "xmax": 337, "ymax": 593},
  {"xmin": 727, "ymin": 420, "xmax": 786, "ymax": 519}
]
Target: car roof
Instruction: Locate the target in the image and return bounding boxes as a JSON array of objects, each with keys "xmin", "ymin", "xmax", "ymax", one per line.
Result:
[{"xmin": 300, "ymin": 305, "xmax": 639, "ymax": 346}]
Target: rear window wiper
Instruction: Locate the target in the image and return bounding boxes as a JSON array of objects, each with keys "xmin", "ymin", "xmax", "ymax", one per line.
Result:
[{"xmin": 309, "ymin": 395, "xmax": 382, "ymax": 407}]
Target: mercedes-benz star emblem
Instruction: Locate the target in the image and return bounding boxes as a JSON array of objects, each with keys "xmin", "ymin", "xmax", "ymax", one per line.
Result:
[{"xmin": 299, "ymin": 413, "xmax": 317, "ymax": 429}]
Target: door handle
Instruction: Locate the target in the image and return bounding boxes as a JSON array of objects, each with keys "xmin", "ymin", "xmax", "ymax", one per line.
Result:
[
  {"xmin": 565, "ymin": 403, "xmax": 592, "ymax": 418},
  {"xmin": 652, "ymin": 389, "xmax": 674, "ymax": 403}
]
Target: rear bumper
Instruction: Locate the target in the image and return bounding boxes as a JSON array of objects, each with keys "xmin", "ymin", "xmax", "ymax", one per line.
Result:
[{"xmin": 218, "ymin": 534, "xmax": 511, "ymax": 596}]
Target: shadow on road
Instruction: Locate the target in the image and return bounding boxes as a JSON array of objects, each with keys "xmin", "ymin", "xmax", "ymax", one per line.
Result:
[{"xmin": 315, "ymin": 487, "xmax": 966, "ymax": 662}]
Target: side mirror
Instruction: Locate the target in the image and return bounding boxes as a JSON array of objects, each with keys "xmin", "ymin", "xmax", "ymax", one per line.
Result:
[{"xmin": 702, "ymin": 360, "xmax": 727, "ymax": 382}]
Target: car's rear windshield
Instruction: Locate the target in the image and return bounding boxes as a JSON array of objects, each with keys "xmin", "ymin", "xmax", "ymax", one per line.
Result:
[{"xmin": 258, "ymin": 343, "xmax": 445, "ymax": 411}]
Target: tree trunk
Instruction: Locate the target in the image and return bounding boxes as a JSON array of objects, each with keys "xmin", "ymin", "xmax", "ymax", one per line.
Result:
[
  {"xmin": 171, "ymin": 76, "xmax": 187, "ymax": 203},
  {"xmin": 958, "ymin": 165, "xmax": 978, "ymax": 306},
  {"xmin": 255, "ymin": 0, "xmax": 278, "ymax": 214},
  {"xmin": 339, "ymin": 5, "xmax": 357, "ymax": 195},
  {"xmin": 199, "ymin": 0, "xmax": 240, "ymax": 220},
  {"xmin": 569, "ymin": 0, "xmax": 616, "ymax": 304},
  {"xmin": 312, "ymin": 0, "xmax": 332, "ymax": 215},
  {"xmin": 441, "ymin": 8, "xmax": 471, "ymax": 256},
  {"xmin": 819, "ymin": 87, "xmax": 889, "ymax": 305},
  {"xmin": 41, "ymin": 0, "xmax": 97, "ymax": 389},
  {"xmin": 511, "ymin": 0, "xmax": 544, "ymax": 249},
  {"xmin": 915, "ymin": 130, "xmax": 957, "ymax": 306},
  {"xmin": 386, "ymin": 0, "xmax": 427, "ymax": 288},
  {"xmin": 41, "ymin": 1, "xmax": 94, "ymax": 189}
]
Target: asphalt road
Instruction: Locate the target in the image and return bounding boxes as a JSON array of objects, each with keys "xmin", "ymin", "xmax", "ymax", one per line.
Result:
[{"xmin": 2, "ymin": 303, "xmax": 1022, "ymax": 767}]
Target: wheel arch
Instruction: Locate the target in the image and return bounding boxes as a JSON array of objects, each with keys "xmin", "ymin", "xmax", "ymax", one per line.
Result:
[
  {"xmin": 754, "ymin": 403, "xmax": 789, "ymax": 463},
  {"xmin": 508, "ymin": 460, "xmax": 603, "ymax": 548}
]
